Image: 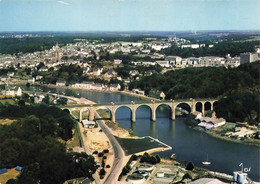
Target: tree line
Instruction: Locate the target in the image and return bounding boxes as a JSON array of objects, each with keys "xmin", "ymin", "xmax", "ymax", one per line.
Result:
[
  {"xmin": 0, "ymin": 104, "xmax": 97, "ymax": 184},
  {"xmin": 160, "ymin": 41, "xmax": 258, "ymax": 58},
  {"xmin": 129, "ymin": 62, "xmax": 260, "ymax": 125}
]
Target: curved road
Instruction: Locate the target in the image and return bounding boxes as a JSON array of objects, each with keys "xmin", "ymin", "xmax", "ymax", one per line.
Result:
[{"xmin": 95, "ymin": 112, "xmax": 125, "ymax": 184}]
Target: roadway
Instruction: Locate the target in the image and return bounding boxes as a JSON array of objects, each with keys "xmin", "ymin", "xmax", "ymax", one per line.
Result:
[{"xmin": 95, "ymin": 112, "xmax": 125, "ymax": 184}]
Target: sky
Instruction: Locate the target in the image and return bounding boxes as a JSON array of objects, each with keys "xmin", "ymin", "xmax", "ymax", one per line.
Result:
[{"xmin": 0, "ymin": 0, "xmax": 259, "ymax": 32}]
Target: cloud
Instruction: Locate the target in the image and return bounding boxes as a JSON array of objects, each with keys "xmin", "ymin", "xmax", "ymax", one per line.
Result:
[{"xmin": 57, "ymin": 1, "xmax": 70, "ymax": 5}]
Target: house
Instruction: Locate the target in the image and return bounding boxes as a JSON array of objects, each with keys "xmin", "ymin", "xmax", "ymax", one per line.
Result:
[
  {"xmin": 114, "ymin": 59, "xmax": 122, "ymax": 65},
  {"xmin": 3, "ymin": 87, "xmax": 22, "ymax": 97},
  {"xmin": 36, "ymin": 75, "xmax": 43, "ymax": 80},
  {"xmin": 56, "ymin": 80, "xmax": 66, "ymax": 87},
  {"xmin": 15, "ymin": 166, "xmax": 23, "ymax": 172},
  {"xmin": 192, "ymin": 111, "xmax": 202, "ymax": 119},
  {"xmin": 38, "ymin": 66, "xmax": 48, "ymax": 72},
  {"xmin": 1, "ymin": 75, "xmax": 9, "ymax": 82},
  {"xmin": 7, "ymin": 71, "xmax": 14, "ymax": 77},
  {"xmin": 165, "ymin": 56, "xmax": 182, "ymax": 65},
  {"xmin": 160, "ymin": 92, "xmax": 165, "ymax": 100},
  {"xmin": 109, "ymin": 83, "xmax": 121, "ymax": 91},
  {"xmin": 132, "ymin": 89, "xmax": 145, "ymax": 95},
  {"xmin": 155, "ymin": 60, "xmax": 169, "ymax": 67},
  {"xmin": 82, "ymin": 119, "xmax": 95, "ymax": 128},
  {"xmin": 34, "ymin": 94, "xmax": 45, "ymax": 103},
  {"xmin": 28, "ymin": 77, "xmax": 35, "ymax": 83},
  {"xmin": 198, "ymin": 117, "xmax": 226, "ymax": 130},
  {"xmin": 92, "ymin": 83, "xmax": 103, "ymax": 90}
]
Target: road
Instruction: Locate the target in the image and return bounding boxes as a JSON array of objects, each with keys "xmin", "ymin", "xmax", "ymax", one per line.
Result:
[{"xmin": 95, "ymin": 112, "xmax": 125, "ymax": 184}]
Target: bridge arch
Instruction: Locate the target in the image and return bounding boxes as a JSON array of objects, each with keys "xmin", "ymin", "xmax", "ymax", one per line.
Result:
[
  {"xmin": 195, "ymin": 102, "xmax": 203, "ymax": 112},
  {"xmin": 135, "ymin": 104, "xmax": 153, "ymax": 120},
  {"xmin": 155, "ymin": 103, "xmax": 172, "ymax": 120},
  {"xmin": 95, "ymin": 106, "xmax": 112, "ymax": 121},
  {"xmin": 174, "ymin": 102, "xmax": 192, "ymax": 118},
  {"xmin": 115, "ymin": 105, "xmax": 133, "ymax": 122}
]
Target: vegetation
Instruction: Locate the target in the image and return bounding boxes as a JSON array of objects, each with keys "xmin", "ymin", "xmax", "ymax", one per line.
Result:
[
  {"xmin": 140, "ymin": 152, "xmax": 161, "ymax": 164},
  {"xmin": 130, "ymin": 62, "xmax": 260, "ymax": 99},
  {"xmin": 160, "ymin": 41, "xmax": 258, "ymax": 58},
  {"xmin": 215, "ymin": 92, "xmax": 259, "ymax": 125},
  {"xmin": 0, "ymin": 104, "xmax": 97, "ymax": 184}
]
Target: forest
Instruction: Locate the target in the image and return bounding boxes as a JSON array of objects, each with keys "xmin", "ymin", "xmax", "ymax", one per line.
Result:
[
  {"xmin": 160, "ymin": 40, "xmax": 258, "ymax": 58},
  {"xmin": 129, "ymin": 62, "xmax": 260, "ymax": 125},
  {"xmin": 0, "ymin": 104, "xmax": 97, "ymax": 184}
]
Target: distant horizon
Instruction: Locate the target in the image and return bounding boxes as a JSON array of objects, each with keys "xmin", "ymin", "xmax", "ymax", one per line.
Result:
[
  {"xmin": 1, "ymin": 29, "xmax": 260, "ymax": 34},
  {"xmin": 0, "ymin": 0, "xmax": 259, "ymax": 32}
]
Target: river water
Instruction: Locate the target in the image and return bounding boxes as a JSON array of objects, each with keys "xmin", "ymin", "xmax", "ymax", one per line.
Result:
[{"xmin": 26, "ymin": 86, "xmax": 260, "ymax": 181}]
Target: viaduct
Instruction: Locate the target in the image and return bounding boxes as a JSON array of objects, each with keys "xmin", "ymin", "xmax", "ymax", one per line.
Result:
[{"xmin": 63, "ymin": 98, "xmax": 218, "ymax": 123}]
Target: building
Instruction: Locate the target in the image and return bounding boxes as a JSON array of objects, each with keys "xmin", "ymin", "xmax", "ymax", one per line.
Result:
[
  {"xmin": 198, "ymin": 117, "xmax": 226, "ymax": 130},
  {"xmin": 109, "ymin": 83, "xmax": 121, "ymax": 91},
  {"xmin": 192, "ymin": 111, "xmax": 202, "ymax": 119},
  {"xmin": 155, "ymin": 60, "xmax": 169, "ymax": 67},
  {"xmin": 56, "ymin": 80, "xmax": 66, "ymax": 86},
  {"xmin": 240, "ymin": 53, "xmax": 258, "ymax": 64},
  {"xmin": 114, "ymin": 59, "xmax": 122, "ymax": 65},
  {"xmin": 165, "ymin": 56, "xmax": 182, "ymax": 65},
  {"xmin": 82, "ymin": 119, "xmax": 95, "ymax": 128},
  {"xmin": 28, "ymin": 77, "xmax": 35, "ymax": 83}
]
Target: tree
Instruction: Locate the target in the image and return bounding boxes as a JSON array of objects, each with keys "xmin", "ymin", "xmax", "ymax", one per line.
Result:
[
  {"xmin": 99, "ymin": 168, "xmax": 106, "ymax": 176},
  {"xmin": 42, "ymin": 95, "xmax": 50, "ymax": 104},
  {"xmin": 186, "ymin": 162, "xmax": 194, "ymax": 171}
]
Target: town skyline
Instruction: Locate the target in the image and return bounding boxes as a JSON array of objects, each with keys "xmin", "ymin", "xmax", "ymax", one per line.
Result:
[{"xmin": 0, "ymin": 0, "xmax": 259, "ymax": 32}]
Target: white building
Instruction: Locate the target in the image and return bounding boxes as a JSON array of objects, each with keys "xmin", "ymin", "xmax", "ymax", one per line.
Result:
[
  {"xmin": 114, "ymin": 59, "xmax": 122, "ymax": 65},
  {"xmin": 155, "ymin": 60, "xmax": 169, "ymax": 67},
  {"xmin": 56, "ymin": 80, "xmax": 66, "ymax": 86}
]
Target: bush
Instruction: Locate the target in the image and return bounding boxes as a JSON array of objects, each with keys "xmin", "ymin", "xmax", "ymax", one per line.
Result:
[
  {"xmin": 93, "ymin": 150, "xmax": 98, "ymax": 154},
  {"xmin": 155, "ymin": 155, "xmax": 161, "ymax": 163},
  {"xmin": 98, "ymin": 152, "xmax": 104, "ymax": 157},
  {"xmin": 99, "ymin": 168, "xmax": 106, "ymax": 176},
  {"xmin": 6, "ymin": 179, "xmax": 17, "ymax": 184},
  {"xmin": 106, "ymin": 165, "xmax": 110, "ymax": 168},
  {"xmin": 149, "ymin": 156, "xmax": 157, "ymax": 164},
  {"xmin": 132, "ymin": 154, "xmax": 138, "ymax": 161},
  {"xmin": 182, "ymin": 173, "xmax": 192, "ymax": 180},
  {"xmin": 103, "ymin": 156, "xmax": 107, "ymax": 159},
  {"xmin": 103, "ymin": 149, "xmax": 109, "ymax": 153},
  {"xmin": 186, "ymin": 162, "xmax": 194, "ymax": 171}
]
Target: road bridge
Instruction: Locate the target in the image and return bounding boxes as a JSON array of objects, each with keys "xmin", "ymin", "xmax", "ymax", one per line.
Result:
[{"xmin": 63, "ymin": 98, "xmax": 218, "ymax": 123}]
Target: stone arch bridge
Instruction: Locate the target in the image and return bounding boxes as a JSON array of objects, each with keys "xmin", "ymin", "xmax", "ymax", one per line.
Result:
[{"xmin": 62, "ymin": 98, "xmax": 218, "ymax": 123}]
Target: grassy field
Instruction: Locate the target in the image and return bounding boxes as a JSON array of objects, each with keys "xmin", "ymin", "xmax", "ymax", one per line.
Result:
[
  {"xmin": 0, "ymin": 168, "xmax": 20, "ymax": 184},
  {"xmin": 96, "ymin": 109, "xmax": 110, "ymax": 119},
  {"xmin": 115, "ymin": 136, "xmax": 168, "ymax": 155}
]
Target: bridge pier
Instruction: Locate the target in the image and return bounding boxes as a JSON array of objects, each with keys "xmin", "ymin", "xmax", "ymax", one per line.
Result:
[
  {"xmin": 89, "ymin": 106, "xmax": 95, "ymax": 121},
  {"xmin": 151, "ymin": 109, "xmax": 156, "ymax": 121},
  {"xmin": 171, "ymin": 107, "xmax": 175, "ymax": 120},
  {"xmin": 79, "ymin": 110, "xmax": 82, "ymax": 122},
  {"xmin": 111, "ymin": 110, "xmax": 116, "ymax": 123},
  {"xmin": 131, "ymin": 110, "xmax": 136, "ymax": 122},
  {"xmin": 202, "ymin": 103, "xmax": 205, "ymax": 116}
]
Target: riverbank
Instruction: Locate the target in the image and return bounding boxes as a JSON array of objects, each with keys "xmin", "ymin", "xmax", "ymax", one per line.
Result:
[
  {"xmin": 184, "ymin": 116, "xmax": 260, "ymax": 147},
  {"xmin": 35, "ymin": 83, "xmax": 159, "ymax": 102}
]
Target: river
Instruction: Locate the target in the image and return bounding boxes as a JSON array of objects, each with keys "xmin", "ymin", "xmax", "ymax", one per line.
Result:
[{"xmin": 25, "ymin": 86, "xmax": 260, "ymax": 181}]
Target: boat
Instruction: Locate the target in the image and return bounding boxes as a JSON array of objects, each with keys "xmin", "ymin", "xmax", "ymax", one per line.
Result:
[{"xmin": 202, "ymin": 154, "xmax": 211, "ymax": 165}]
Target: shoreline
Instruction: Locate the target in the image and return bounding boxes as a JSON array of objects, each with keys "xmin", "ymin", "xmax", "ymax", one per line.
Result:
[
  {"xmin": 184, "ymin": 118, "xmax": 260, "ymax": 147},
  {"xmin": 31, "ymin": 83, "xmax": 160, "ymax": 102}
]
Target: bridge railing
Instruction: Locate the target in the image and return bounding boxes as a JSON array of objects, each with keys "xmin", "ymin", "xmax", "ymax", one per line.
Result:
[{"xmin": 60, "ymin": 97, "xmax": 218, "ymax": 109}]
